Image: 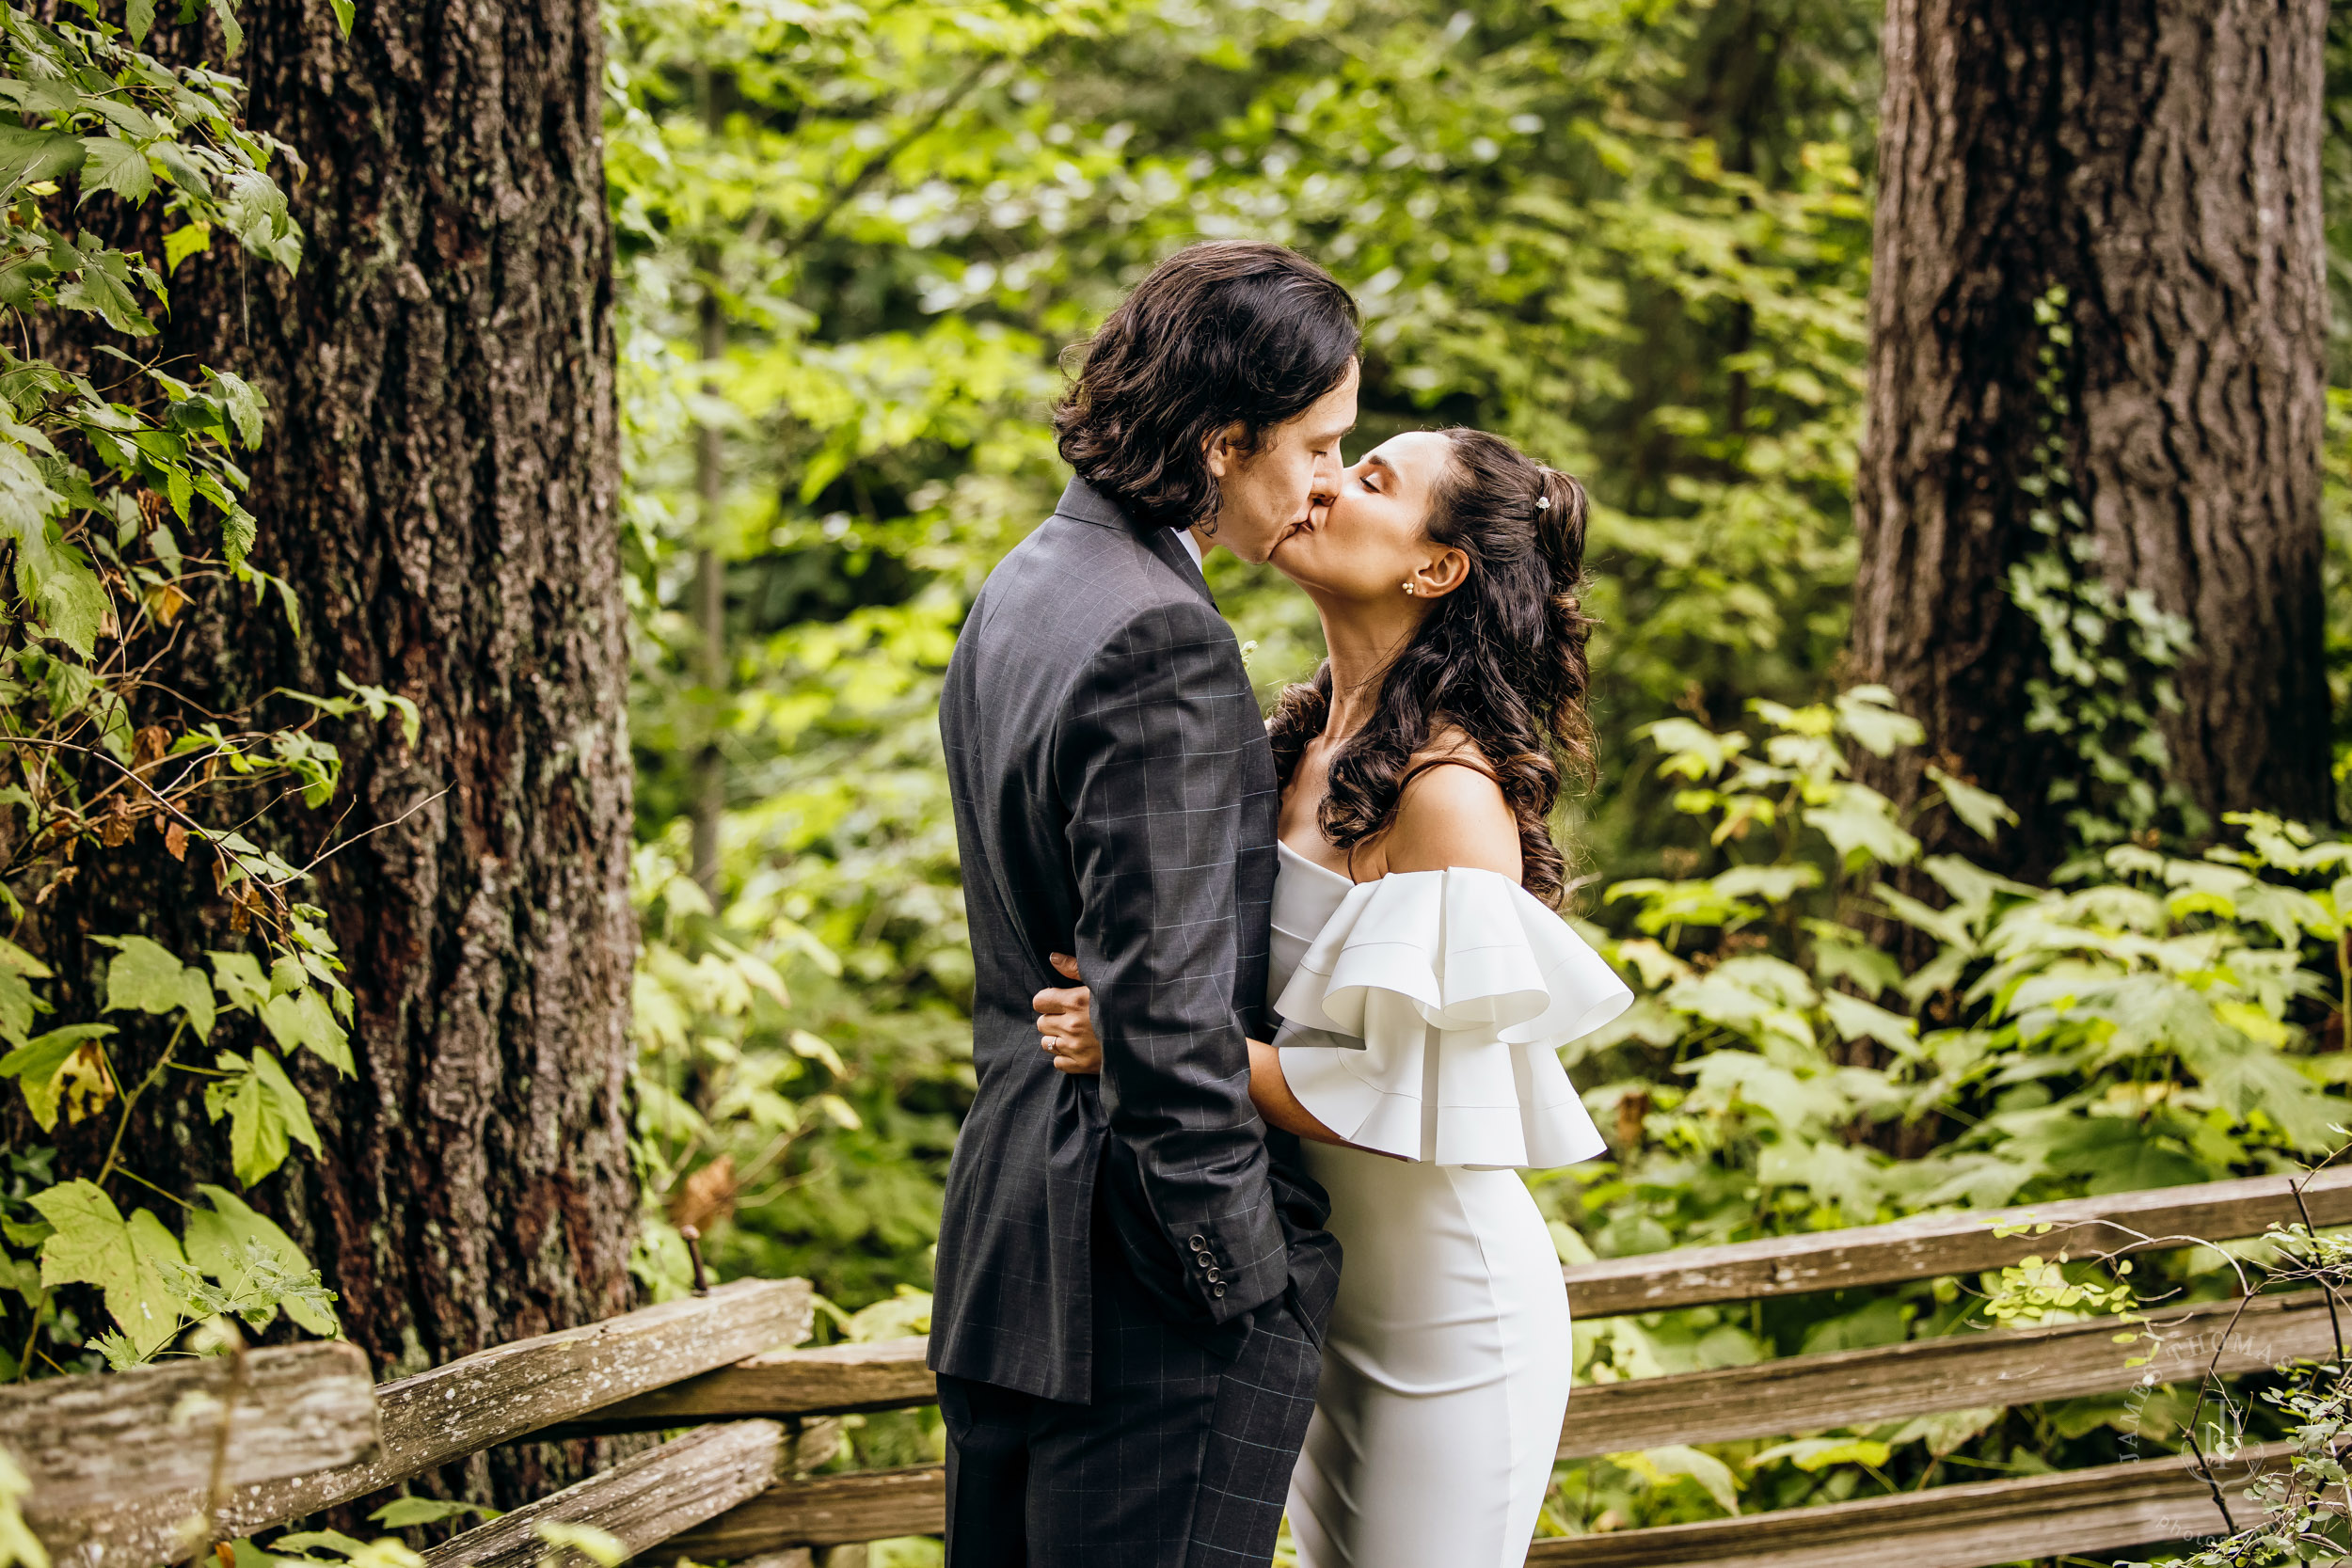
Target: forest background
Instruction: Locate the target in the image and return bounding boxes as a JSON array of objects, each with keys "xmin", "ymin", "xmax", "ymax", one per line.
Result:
[
  {"xmin": 622, "ymin": 0, "xmax": 1897, "ymax": 1310},
  {"xmin": 1, "ymin": 0, "xmax": 2349, "ymax": 1553},
  {"xmin": 613, "ymin": 0, "xmax": 2352, "ymax": 1536}
]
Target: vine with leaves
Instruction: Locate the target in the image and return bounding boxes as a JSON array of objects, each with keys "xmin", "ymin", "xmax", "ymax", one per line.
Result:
[
  {"xmin": 0, "ymin": 0, "xmax": 410, "ymax": 1412},
  {"xmin": 2006, "ymin": 283, "xmax": 2204, "ymax": 860}
]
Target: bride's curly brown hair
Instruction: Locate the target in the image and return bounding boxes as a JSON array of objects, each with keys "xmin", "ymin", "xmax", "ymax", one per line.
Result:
[{"xmin": 1266, "ymin": 430, "xmax": 1597, "ymax": 908}]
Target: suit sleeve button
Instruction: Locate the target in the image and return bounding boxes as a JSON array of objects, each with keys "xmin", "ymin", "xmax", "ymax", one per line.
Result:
[
  {"xmin": 1189, "ymin": 1234, "xmax": 1209, "ymax": 1250},
  {"xmin": 1211, "ymin": 1284, "xmax": 1227, "ymax": 1298}
]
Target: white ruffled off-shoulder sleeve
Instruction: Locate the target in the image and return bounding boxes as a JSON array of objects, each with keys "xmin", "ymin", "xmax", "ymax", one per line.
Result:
[{"xmin": 1270, "ymin": 867, "xmax": 1632, "ymax": 1168}]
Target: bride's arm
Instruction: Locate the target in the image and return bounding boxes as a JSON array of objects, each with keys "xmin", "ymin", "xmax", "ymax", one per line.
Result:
[
  {"xmin": 1035, "ymin": 956, "xmax": 1347, "ymax": 1144},
  {"xmin": 1246, "ymin": 1037, "xmax": 1346, "ymax": 1144}
]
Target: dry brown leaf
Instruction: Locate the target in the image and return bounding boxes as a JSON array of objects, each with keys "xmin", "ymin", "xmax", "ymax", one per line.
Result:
[
  {"xmin": 145, "ymin": 581, "xmax": 189, "ymax": 626},
  {"xmin": 95, "ymin": 799, "xmax": 137, "ymax": 847},
  {"xmin": 57, "ymin": 1040, "xmax": 116, "ymax": 1124},
  {"xmin": 1614, "ymin": 1089, "xmax": 1650, "ymax": 1153},
  {"xmin": 668, "ymin": 1153, "xmax": 739, "ymax": 1234}
]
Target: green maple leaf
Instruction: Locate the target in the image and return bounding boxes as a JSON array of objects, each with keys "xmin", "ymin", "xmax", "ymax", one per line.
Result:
[
  {"xmin": 29, "ymin": 1179, "xmax": 191, "ymax": 1360},
  {"xmin": 184, "ymin": 1183, "xmax": 337, "ymax": 1335},
  {"xmin": 203, "ymin": 1049, "xmax": 322, "ymax": 1185},
  {"xmin": 75, "ymin": 137, "xmax": 153, "ymax": 204},
  {"xmin": 99, "ymin": 934, "xmax": 215, "ymax": 1040},
  {"xmin": 260, "ymin": 985, "xmax": 352, "ymax": 1075}
]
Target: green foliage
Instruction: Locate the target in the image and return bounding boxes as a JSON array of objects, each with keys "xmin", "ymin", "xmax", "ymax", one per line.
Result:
[
  {"xmin": 364, "ymin": 1499, "xmax": 501, "ymax": 1531},
  {"xmin": 608, "ymin": 0, "xmax": 1881, "ymax": 1321},
  {"xmin": 2321, "ymin": 8, "xmax": 2352, "ymax": 809},
  {"xmin": 2095, "ymin": 1214, "xmax": 2352, "ymax": 1564},
  {"xmin": 181, "ymin": 1182, "xmax": 334, "ymax": 1335},
  {"xmin": 233, "ymin": 1532, "xmax": 422, "ymax": 1568},
  {"xmin": 1581, "ymin": 698, "xmax": 2349, "ymax": 1246},
  {"xmin": 1539, "ymin": 702, "xmax": 2351, "ymax": 1535},
  {"xmin": 28, "ymin": 1177, "xmax": 185, "ymax": 1360},
  {"xmin": 607, "ymin": 0, "xmax": 1117, "ymax": 1318},
  {"xmin": 202, "ymin": 1049, "xmax": 322, "ymax": 1188},
  {"xmin": 25, "ymin": 1173, "xmax": 328, "ymax": 1367},
  {"xmin": 604, "ymin": 0, "xmax": 2352, "ymax": 1527},
  {"xmin": 0, "ymin": 1445, "xmax": 45, "ymax": 1568},
  {"xmin": 0, "ymin": 0, "xmax": 363, "ymax": 1381},
  {"xmin": 2004, "ymin": 285, "xmax": 2201, "ymax": 855},
  {"xmin": 531, "ymin": 1524, "xmax": 625, "ymax": 1568}
]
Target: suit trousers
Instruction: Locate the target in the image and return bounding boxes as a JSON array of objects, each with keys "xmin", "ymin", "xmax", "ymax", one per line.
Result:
[{"xmin": 938, "ymin": 1232, "xmax": 1323, "ymax": 1568}]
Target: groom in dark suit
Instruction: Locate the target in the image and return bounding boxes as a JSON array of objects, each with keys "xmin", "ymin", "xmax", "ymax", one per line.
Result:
[{"xmin": 931, "ymin": 242, "xmax": 1359, "ymax": 1567}]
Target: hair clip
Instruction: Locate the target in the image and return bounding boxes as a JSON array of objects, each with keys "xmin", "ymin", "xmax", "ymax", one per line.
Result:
[{"xmin": 1534, "ymin": 494, "xmax": 1550, "ymax": 511}]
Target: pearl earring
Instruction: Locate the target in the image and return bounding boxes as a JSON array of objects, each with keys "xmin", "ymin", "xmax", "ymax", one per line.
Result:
[{"xmin": 1402, "ymin": 581, "xmax": 1417, "ymax": 595}]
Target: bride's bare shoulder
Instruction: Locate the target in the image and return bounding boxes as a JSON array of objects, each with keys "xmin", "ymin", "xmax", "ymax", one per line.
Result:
[{"xmin": 1382, "ymin": 732, "xmax": 1520, "ymax": 880}]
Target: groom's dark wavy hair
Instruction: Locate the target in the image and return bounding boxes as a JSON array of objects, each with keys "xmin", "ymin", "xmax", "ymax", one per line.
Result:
[{"xmin": 1055, "ymin": 242, "xmax": 1360, "ymax": 531}]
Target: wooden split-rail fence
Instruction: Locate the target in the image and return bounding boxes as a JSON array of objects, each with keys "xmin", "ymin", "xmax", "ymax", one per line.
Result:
[{"xmin": 8, "ymin": 1167, "xmax": 2351, "ymax": 1568}]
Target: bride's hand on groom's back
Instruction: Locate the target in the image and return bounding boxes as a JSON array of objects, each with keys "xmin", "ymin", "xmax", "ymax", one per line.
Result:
[{"xmin": 1035, "ymin": 953, "xmax": 1102, "ymax": 1074}]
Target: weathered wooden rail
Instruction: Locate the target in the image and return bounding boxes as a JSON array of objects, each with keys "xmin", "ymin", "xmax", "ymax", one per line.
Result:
[
  {"xmin": 5, "ymin": 1167, "xmax": 2345, "ymax": 1568},
  {"xmin": 0, "ymin": 1341, "xmax": 381, "ymax": 1536},
  {"xmin": 8, "ymin": 1279, "xmax": 814, "ymax": 1568},
  {"xmin": 649, "ymin": 1167, "xmax": 2352, "ymax": 1560}
]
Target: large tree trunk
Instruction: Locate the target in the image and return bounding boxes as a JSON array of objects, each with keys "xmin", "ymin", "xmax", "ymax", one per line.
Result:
[
  {"xmin": 31, "ymin": 0, "xmax": 637, "ymax": 1501},
  {"xmin": 1852, "ymin": 0, "xmax": 2330, "ymax": 878}
]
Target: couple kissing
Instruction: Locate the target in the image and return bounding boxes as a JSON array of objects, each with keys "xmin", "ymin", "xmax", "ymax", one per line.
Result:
[{"xmin": 930, "ymin": 240, "xmax": 1634, "ymax": 1568}]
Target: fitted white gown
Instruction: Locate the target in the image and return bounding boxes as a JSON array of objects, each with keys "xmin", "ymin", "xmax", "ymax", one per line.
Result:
[{"xmin": 1269, "ymin": 844, "xmax": 1632, "ymax": 1568}]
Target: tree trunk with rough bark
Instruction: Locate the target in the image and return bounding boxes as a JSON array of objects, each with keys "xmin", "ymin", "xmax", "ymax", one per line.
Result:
[
  {"xmin": 1852, "ymin": 0, "xmax": 2330, "ymax": 879},
  {"xmin": 25, "ymin": 0, "xmax": 637, "ymax": 1503}
]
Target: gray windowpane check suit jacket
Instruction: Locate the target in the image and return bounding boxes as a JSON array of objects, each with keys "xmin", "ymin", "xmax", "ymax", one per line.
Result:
[{"xmin": 931, "ymin": 477, "xmax": 1339, "ymax": 1404}]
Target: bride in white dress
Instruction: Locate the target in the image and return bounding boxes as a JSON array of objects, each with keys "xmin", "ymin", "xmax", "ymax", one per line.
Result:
[{"xmin": 1037, "ymin": 425, "xmax": 1630, "ymax": 1568}]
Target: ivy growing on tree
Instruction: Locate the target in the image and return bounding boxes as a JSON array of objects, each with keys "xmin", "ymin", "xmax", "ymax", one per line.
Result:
[{"xmin": 0, "ymin": 0, "xmax": 381, "ymax": 1386}]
